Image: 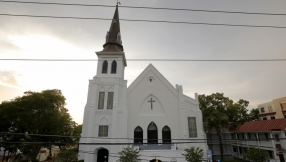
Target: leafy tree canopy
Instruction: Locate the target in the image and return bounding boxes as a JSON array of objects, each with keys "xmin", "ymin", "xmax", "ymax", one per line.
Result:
[
  {"xmin": 182, "ymin": 147, "xmax": 204, "ymax": 162},
  {"xmin": 118, "ymin": 147, "xmax": 140, "ymax": 162},
  {"xmin": 244, "ymin": 147, "xmax": 267, "ymax": 162},
  {"xmin": 0, "ymin": 89, "xmax": 76, "ymax": 160}
]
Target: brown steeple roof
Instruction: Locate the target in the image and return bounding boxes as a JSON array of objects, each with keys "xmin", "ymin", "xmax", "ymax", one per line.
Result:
[{"xmin": 102, "ymin": 4, "xmax": 124, "ymax": 52}]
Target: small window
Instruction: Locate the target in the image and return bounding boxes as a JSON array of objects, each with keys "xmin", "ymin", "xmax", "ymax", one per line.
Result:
[
  {"xmin": 260, "ymin": 107, "xmax": 265, "ymax": 113},
  {"xmin": 188, "ymin": 117, "xmax": 197, "ymax": 137},
  {"xmin": 98, "ymin": 92, "xmax": 105, "ymax": 109},
  {"xmin": 268, "ymin": 150, "xmax": 273, "ymax": 158},
  {"xmin": 268, "ymin": 106, "xmax": 273, "ymax": 112},
  {"xmin": 284, "ymin": 114, "xmax": 286, "ymax": 118},
  {"xmin": 107, "ymin": 92, "xmax": 114, "ymax": 109},
  {"xmin": 233, "ymin": 146, "xmax": 237, "ymax": 152},
  {"xmin": 265, "ymin": 133, "xmax": 269, "ymax": 141},
  {"xmin": 248, "ymin": 133, "xmax": 251, "ymax": 139},
  {"xmin": 271, "ymin": 116, "xmax": 275, "ymax": 120},
  {"xmin": 275, "ymin": 134, "xmax": 280, "ymax": 141},
  {"xmin": 102, "ymin": 60, "xmax": 108, "ymax": 74},
  {"xmin": 98, "ymin": 125, "xmax": 108, "ymax": 137},
  {"xmin": 281, "ymin": 102, "xmax": 286, "ymax": 110},
  {"xmin": 111, "ymin": 60, "xmax": 117, "ymax": 74},
  {"xmin": 263, "ymin": 117, "xmax": 267, "ymax": 120}
]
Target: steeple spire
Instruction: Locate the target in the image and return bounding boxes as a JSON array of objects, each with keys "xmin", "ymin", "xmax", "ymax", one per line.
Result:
[{"xmin": 102, "ymin": 4, "xmax": 124, "ymax": 52}]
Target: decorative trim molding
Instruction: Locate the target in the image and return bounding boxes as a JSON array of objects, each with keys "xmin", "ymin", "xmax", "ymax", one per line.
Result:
[{"xmin": 95, "ymin": 110, "xmax": 113, "ymax": 116}]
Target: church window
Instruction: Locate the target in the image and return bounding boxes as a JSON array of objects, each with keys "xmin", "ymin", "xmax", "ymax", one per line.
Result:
[
  {"xmin": 162, "ymin": 126, "xmax": 171, "ymax": 143},
  {"xmin": 107, "ymin": 92, "xmax": 114, "ymax": 109},
  {"xmin": 102, "ymin": 60, "xmax": 108, "ymax": 74},
  {"xmin": 111, "ymin": 60, "xmax": 117, "ymax": 74},
  {"xmin": 98, "ymin": 125, "xmax": 108, "ymax": 137},
  {"xmin": 147, "ymin": 122, "xmax": 158, "ymax": 144},
  {"xmin": 98, "ymin": 92, "xmax": 105, "ymax": 109},
  {"xmin": 188, "ymin": 117, "xmax": 197, "ymax": 137},
  {"xmin": 134, "ymin": 126, "xmax": 143, "ymax": 144}
]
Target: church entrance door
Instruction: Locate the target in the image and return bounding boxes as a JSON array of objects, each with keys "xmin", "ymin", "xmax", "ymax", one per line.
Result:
[
  {"xmin": 97, "ymin": 148, "xmax": 109, "ymax": 162},
  {"xmin": 147, "ymin": 122, "xmax": 158, "ymax": 144}
]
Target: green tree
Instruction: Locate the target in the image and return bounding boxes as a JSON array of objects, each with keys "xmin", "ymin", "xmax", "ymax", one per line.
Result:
[
  {"xmin": 248, "ymin": 108, "xmax": 259, "ymax": 121},
  {"xmin": 244, "ymin": 147, "xmax": 267, "ymax": 162},
  {"xmin": 56, "ymin": 148, "xmax": 78, "ymax": 162},
  {"xmin": 118, "ymin": 147, "xmax": 140, "ymax": 162},
  {"xmin": 199, "ymin": 93, "xmax": 250, "ymax": 162},
  {"xmin": 0, "ymin": 89, "xmax": 76, "ymax": 161},
  {"xmin": 182, "ymin": 147, "xmax": 204, "ymax": 162}
]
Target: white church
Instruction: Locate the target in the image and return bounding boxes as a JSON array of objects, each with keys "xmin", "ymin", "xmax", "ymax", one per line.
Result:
[{"xmin": 79, "ymin": 5, "xmax": 208, "ymax": 162}]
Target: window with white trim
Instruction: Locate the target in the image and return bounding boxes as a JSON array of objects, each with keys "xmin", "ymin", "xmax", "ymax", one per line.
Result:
[
  {"xmin": 107, "ymin": 92, "xmax": 114, "ymax": 109},
  {"xmin": 98, "ymin": 92, "xmax": 105, "ymax": 109},
  {"xmin": 98, "ymin": 125, "xmax": 108, "ymax": 137},
  {"xmin": 188, "ymin": 117, "xmax": 197, "ymax": 137}
]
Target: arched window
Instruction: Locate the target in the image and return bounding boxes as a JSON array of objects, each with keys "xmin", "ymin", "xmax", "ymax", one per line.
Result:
[
  {"xmin": 102, "ymin": 60, "xmax": 108, "ymax": 74},
  {"xmin": 162, "ymin": 126, "xmax": 171, "ymax": 143},
  {"xmin": 134, "ymin": 126, "xmax": 143, "ymax": 144},
  {"xmin": 147, "ymin": 122, "xmax": 158, "ymax": 144},
  {"xmin": 97, "ymin": 148, "xmax": 109, "ymax": 162},
  {"xmin": 111, "ymin": 60, "xmax": 117, "ymax": 74}
]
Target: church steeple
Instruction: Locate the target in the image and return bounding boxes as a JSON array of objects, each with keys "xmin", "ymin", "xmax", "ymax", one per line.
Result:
[{"xmin": 102, "ymin": 4, "xmax": 124, "ymax": 52}]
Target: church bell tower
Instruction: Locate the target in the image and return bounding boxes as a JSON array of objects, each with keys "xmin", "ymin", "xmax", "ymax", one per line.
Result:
[{"xmin": 79, "ymin": 4, "xmax": 128, "ymax": 162}]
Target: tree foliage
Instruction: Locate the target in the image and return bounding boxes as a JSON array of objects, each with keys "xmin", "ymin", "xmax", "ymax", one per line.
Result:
[
  {"xmin": 56, "ymin": 148, "xmax": 78, "ymax": 162},
  {"xmin": 0, "ymin": 89, "xmax": 76, "ymax": 161},
  {"xmin": 199, "ymin": 93, "xmax": 250, "ymax": 162},
  {"xmin": 118, "ymin": 147, "xmax": 140, "ymax": 162},
  {"xmin": 244, "ymin": 147, "xmax": 267, "ymax": 162},
  {"xmin": 182, "ymin": 147, "xmax": 204, "ymax": 162}
]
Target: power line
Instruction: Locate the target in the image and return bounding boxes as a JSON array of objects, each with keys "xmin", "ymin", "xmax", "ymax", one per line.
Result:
[
  {"xmin": 1, "ymin": 58, "xmax": 286, "ymax": 62},
  {"xmin": 1, "ymin": 0, "xmax": 286, "ymax": 16},
  {"xmin": 0, "ymin": 14, "xmax": 286, "ymax": 29}
]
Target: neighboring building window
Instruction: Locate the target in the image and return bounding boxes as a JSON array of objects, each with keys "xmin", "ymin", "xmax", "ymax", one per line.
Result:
[
  {"xmin": 231, "ymin": 134, "xmax": 235, "ymax": 139},
  {"xmin": 233, "ymin": 146, "xmax": 237, "ymax": 152},
  {"xmin": 275, "ymin": 134, "xmax": 280, "ymax": 141},
  {"xmin": 265, "ymin": 133, "xmax": 269, "ymax": 141},
  {"xmin": 281, "ymin": 102, "xmax": 286, "ymax": 110},
  {"xmin": 237, "ymin": 134, "xmax": 240, "ymax": 139},
  {"xmin": 238, "ymin": 147, "xmax": 242, "ymax": 154},
  {"xmin": 268, "ymin": 150, "xmax": 273, "ymax": 158},
  {"xmin": 268, "ymin": 106, "xmax": 273, "ymax": 112},
  {"xmin": 248, "ymin": 133, "xmax": 251, "ymax": 139},
  {"xmin": 98, "ymin": 125, "xmax": 108, "ymax": 137},
  {"xmin": 263, "ymin": 117, "xmax": 267, "ymax": 120},
  {"xmin": 284, "ymin": 114, "xmax": 286, "ymax": 118},
  {"xmin": 107, "ymin": 92, "xmax": 114, "ymax": 109},
  {"xmin": 188, "ymin": 117, "xmax": 197, "ymax": 137},
  {"xmin": 98, "ymin": 92, "xmax": 105, "ymax": 109},
  {"xmin": 271, "ymin": 116, "xmax": 275, "ymax": 120},
  {"xmin": 134, "ymin": 126, "xmax": 143, "ymax": 144},
  {"xmin": 241, "ymin": 133, "xmax": 245, "ymax": 139},
  {"xmin": 102, "ymin": 60, "xmax": 108, "ymax": 74},
  {"xmin": 111, "ymin": 60, "xmax": 117, "ymax": 74},
  {"xmin": 260, "ymin": 107, "xmax": 265, "ymax": 113}
]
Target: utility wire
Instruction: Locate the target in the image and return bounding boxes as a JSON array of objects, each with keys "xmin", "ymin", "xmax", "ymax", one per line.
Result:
[
  {"xmin": 0, "ymin": 132, "xmax": 281, "ymax": 142},
  {"xmin": 0, "ymin": 14, "xmax": 286, "ymax": 29},
  {"xmin": 1, "ymin": 59, "xmax": 286, "ymax": 62},
  {"xmin": 1, "ymin": 0, "xmax": 286, "ymax": 16}
]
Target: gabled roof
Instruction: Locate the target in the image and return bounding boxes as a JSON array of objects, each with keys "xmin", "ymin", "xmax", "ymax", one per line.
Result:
[
  {"xmin": 232, "ymin": 118, "xmax": 286, "ymax": 132},
  {"xmin": 127, "ymin": 64, "xmax": 178, "ymax": 98}
]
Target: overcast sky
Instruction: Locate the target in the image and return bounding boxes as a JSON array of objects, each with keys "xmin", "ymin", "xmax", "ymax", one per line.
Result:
[{"xmin": 1, "ymin": 0, "xmax": 286, "ymax": 124}]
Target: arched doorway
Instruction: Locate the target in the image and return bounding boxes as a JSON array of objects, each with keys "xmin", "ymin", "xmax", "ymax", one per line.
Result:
[
  {"xmin": 162, "ymin": 126, "xmax": 171, "ymax": 143},
  {"xmin": 147, "ymin": 122, "xmax": 158, "ymax": 144},
  {"xmin": 97, "ymin": 148, "xmax": 109, "ymax": 162},
  {"xmin": 134, "ymin": 126, "xmax": 143, "ymax": 144}
]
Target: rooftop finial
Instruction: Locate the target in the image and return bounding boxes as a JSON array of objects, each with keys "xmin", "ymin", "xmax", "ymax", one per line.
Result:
[{"xmin": 117, "ymin": 0, "xmax": 121, "ymax": 5}]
